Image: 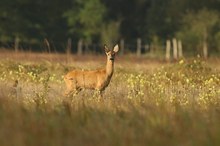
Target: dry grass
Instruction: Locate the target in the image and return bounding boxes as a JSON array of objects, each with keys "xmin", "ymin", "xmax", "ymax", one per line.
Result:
[{"xmin": 0, "ymin": 50, "xmax": 220, "ymax": 146}]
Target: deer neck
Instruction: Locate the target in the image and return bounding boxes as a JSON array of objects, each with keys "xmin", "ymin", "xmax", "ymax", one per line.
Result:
[{"xmin": 106, "ymin": 58, "xmax": 114, "ymax": 77}]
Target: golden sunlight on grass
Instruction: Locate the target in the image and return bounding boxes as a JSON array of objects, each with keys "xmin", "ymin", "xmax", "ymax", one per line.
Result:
[{"xmin": 0, "ymin": 53, "xmax": 219, "ymax": 146}]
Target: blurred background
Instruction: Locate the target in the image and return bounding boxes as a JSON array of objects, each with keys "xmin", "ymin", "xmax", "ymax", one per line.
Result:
[{"xmin": 0, "ymin": 0, "xmax": 220, "ymax": 58}]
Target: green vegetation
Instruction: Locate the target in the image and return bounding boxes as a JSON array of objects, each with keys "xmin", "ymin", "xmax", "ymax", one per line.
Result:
[
  {"xmin": 176, "ymin": 9, "xmax": 220, "ymax": 57},
  {"xmin": 0, "ymin": 57, "xmax": 219, "ymax": 146},
  {"xmin": 1, "ymin": 0, "xmax": 220, "ymax": 54}
]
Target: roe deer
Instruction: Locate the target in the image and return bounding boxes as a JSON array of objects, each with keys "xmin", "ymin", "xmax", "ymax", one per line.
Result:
[{"xmin": 64, "ymin": 44, "xmax": 119, "ymax": 97}]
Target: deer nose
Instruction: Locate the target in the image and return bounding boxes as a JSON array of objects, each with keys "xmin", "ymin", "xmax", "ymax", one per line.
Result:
[{"xmin": 110, "ymin": 57, "xmax": 114, "ymax": 60}]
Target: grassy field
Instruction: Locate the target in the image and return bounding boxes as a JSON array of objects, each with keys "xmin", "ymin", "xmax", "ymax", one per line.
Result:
[{"xmin": 0, "ymin": 51, "xmax": 220, "ymax": 146}]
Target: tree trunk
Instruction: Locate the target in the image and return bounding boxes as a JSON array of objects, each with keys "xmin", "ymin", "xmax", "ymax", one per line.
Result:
[
  {"xmin": 15, "ymin": 37, "xmax": 20, "ymax": 53},
  {"xmin": 66, "ymin": 38, "xmax": 72, "ymax": 63},
  {"xmin": 77, "ymin": 39, "xmax": 83, "ymax": 56},
  {"xmin": 120, "ymin": 39, "xmax": 125, "ymax": 55},
  {"xmin": 172, "ymin": 38, "xmax": 178, "ymax": 60},
  {"xmin": 136, "ymin": 38, "xmax": 141, "ymax": 57},
  {"xmin": 166, "ymin": 40, "xmax": 171, "ymax": 61},
  {"xmin": 203, "ymin": 41, "xmax": 208, "ymax": 59},
  {"xmin": 178, "ymin": 40, "xmax": 183, "ymax": 58},
  {"xmin": 203, "ymin": 30, "xmax": 208, "ymax": 59}
]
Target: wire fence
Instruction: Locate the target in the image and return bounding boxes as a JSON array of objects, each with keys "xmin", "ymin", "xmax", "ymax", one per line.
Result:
[{"xmin": 1, "ymin": 37, "xmax": 217, "ymax": 60}]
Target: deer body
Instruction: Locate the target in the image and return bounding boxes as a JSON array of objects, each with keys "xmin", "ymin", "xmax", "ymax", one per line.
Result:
[{"xmin": 64, "ymin": 44, "xmax": 119, "ymax": 96}]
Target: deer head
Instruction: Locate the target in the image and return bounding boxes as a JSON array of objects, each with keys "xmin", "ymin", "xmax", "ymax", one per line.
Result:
[{"xmin": 104, "ymin": 44, "xmax": 119, "ymax": 61}]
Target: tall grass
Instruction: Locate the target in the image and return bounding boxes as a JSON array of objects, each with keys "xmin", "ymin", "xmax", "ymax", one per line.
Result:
[{"xmin": 0, "ymin": 56, "xmax": 219, "ymax": 146}]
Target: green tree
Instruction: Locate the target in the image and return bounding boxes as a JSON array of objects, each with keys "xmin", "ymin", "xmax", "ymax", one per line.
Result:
[
  {"xmin": 0, "ymin": 0, "xmax": 71, "ymax": 50},
  {"xmin": 0, "ymin": 0, "xmax": 25, "ymax": 42},
  {"xmin": 101, "ymin": 21, "xmax": 120, "ymax": 47},
  {"xmin": 64, "ymin": 0, "xmax": 106, "ymax": 43},
  {"xmin": 177, "ymin": 9, "xmax": 219, "ymax": 58},
  {"xmin": 214, "ymin": 31, "xmax": 220, "ymax": 52}
]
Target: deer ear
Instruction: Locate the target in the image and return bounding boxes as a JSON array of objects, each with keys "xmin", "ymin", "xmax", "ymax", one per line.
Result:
[
  {"xmin": 104, "ymin": 44, "xmax": 110, "ymax": 52},
  {"xmin": 113, "ymin": 44, "xmax": 119, "ymax": 53}
]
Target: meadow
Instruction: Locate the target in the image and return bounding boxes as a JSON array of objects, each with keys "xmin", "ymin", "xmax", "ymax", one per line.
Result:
[{"xmin": 0, "ymin": 51, "xmax": 220, "ymax": 146}]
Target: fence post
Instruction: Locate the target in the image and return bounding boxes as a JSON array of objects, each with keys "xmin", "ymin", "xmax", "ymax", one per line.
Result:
[
  {"xmin": 15, "ymin": 36, "xmax": 20, "ymax": 53},
  {"xmin": 172, "ymin": 38, "xmax": 178, "ymax": 60},
  {"xmin": 166, "ymin": 40, "xmax": 171, "ymax": 61},
  {"xmin": 203, "ymin": 41, "xmax": 208, "ymax": 59},
  {"xmin": 120, "ymin": 39, "xmax": 124, "ymax": 55},
  {"xmin": 137, "ymin": 38, "xmax": 141, "ymax": 57},
  {"xmin": 178, "ymin": 40, "xmax": 183, "ymax": 58},
  {"xmin": 66, "ymin": 38, "xmax": 72, "ymax": 63},
  {"xmin": 77, "ymin": 39, "xmax": 83, "ymax": 55}
]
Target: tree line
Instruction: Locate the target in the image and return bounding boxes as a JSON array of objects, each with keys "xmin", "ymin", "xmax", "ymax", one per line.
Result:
[{"xmin": 0, "ymin": 0, "xmax": 220, "ymax": 56}]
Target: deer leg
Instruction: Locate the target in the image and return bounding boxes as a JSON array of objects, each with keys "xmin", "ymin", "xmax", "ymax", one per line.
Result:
[
  {"xmin": 63, "ymin": 88, "xmax": 80, "ymax": 104},
  {"xmin": 93, "ymin": 89, "xmax": 104, "ymax": 99},
  {"xmin": 97, "ymin": 90, "xmax": 105, "ymax": 102},
  {"xmin": 64, "ymin": 79, "xmax": 79, "ymax": 97},
  {"xmin": 64, "ymin": 84, "xmax": 71, "ymax": 96},
  {"xmin": 65, "ymin": 87, "xmax": 82, "ymax": 97},
  {"xmin": 72, "ymin": 88, "xmax": 81, "ymax": 96},
  {"xmin": 92, "ymin": 89, "xmax": 99, "ymax": 98},
  {"xmin": 99, "ymin": 90, "xmax": 104, "ymax": 98}
]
